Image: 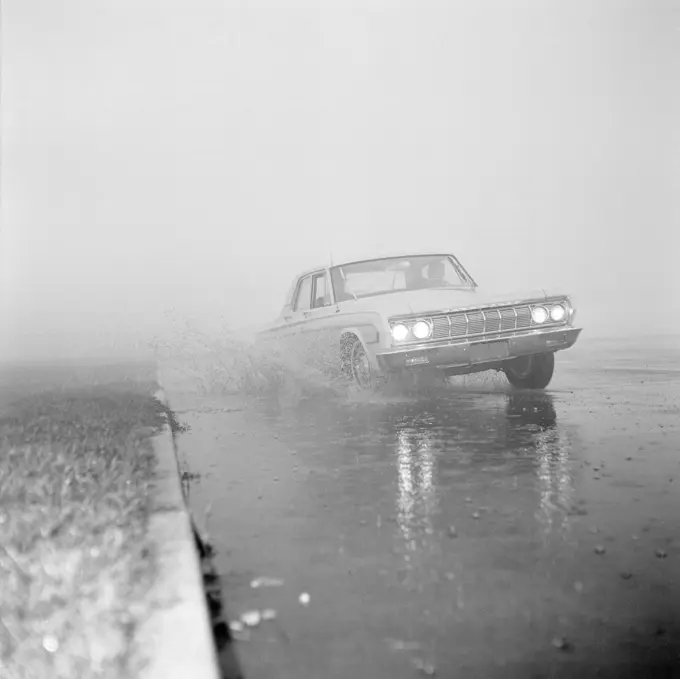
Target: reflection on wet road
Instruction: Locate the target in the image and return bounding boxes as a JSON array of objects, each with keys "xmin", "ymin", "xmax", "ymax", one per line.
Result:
[
  {"xmin": 395, "ymin": 424, "xmax": 438, "ymax": 551},
  {"xmin": 166, "ymin": 338, "xmax": 680, "ymax": 679}
]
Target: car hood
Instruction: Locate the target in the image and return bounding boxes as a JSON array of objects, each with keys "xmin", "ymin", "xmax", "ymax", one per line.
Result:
[{"xmin": 344, "ymin": 286, "xmax": 558, "ymax": 317}]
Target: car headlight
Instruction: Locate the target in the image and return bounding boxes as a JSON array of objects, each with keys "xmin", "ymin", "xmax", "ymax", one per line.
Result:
[
  {"xmin": 550, "ymin": 304, "xmax": 566, "ymax": 322},
  {"xmin": 531, "ymin": 306, "xmax": 549, "ymax": 324},
  {"xmin": 412, "ymin": 320, "xmax": 432, "ymax": 340},
  {"xmin": 391, "ymin": 323, "xmax": 410, "ymax": 342}
]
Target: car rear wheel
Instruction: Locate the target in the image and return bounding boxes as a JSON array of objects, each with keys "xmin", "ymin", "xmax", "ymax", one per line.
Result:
[{"xmin": 503, "ymin": 351, "xmax": 555, "ymax": 389}]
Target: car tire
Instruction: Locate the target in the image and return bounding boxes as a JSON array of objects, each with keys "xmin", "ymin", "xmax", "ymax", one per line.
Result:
[
  {"xmin": 347, "ymin": 337, "xmax": 375, "ymax": 390},
  {"xmin": 503, "ymin": 351, "xmax": 555, "ymax": 389},
  {"xmin": 340, "ymin": 336, "xmax": 384, "ymax": 390}
]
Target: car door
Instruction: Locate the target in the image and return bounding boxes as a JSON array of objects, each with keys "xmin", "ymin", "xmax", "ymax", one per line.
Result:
[
  {"xmin": 265, "ymin": 271, "xmax": 339, "ymax": 374},
  {"xmin": 270, "ymin": 274, "xmax": 314, "ymax": 360},
  {"xmin": 304, "ymin": 271, "xmax": 340, "ymax": 375}
]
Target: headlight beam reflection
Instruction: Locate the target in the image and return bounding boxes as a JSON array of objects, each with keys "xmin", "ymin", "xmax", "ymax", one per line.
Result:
[{"xmin": 395, "ymin": 426, "xmax": 440, "ymax": 583}]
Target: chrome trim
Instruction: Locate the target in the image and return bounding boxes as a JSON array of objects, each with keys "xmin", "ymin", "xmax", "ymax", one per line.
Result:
[
  {"xmin": 389, "ymin": 298, "xmax": 571, "ymax": 348},
  {"xmin": 377, "ymin": 326, "xmax": 583, "ymax": 369},
  {"xmin": 384, "ymin": 321, "xmax": 572, "ymax": 353},
  {"xmin": 387, "ymin": 295, "xmax": 566, "ymax": 323}
]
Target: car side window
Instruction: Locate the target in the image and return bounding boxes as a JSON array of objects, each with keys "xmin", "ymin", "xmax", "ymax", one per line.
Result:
[
  {"xmin": 294, "ymin": 275, "xmax": 313, "ymax": 311},
  {"xmin": 311, "ymin": 272, "xmax": 330, "ymax": 309}
]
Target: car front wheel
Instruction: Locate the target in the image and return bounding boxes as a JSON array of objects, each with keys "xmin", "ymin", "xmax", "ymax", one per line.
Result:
[
  {"xmin": 347, "ymin": 338, "xmax": 375, "ymax": 390},
  {"xmin": 503, "ymin": 351, "xmax": 555, "ymax": 389}
]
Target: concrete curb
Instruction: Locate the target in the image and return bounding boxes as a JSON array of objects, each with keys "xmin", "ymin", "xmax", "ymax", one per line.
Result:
[{"xmin": 135, "ymin": 388, "xmax": 220, "ymax": 679}]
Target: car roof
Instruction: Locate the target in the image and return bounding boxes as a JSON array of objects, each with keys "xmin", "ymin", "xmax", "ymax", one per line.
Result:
[{"xmin": 296, "ymin": 250, "xmax": 457, "ymax": 278}]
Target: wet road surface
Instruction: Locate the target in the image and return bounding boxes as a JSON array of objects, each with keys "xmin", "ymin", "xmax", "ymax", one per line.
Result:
[{"xmin": 163, "ymin": 336, "xmax": 680, "ymax": 678}]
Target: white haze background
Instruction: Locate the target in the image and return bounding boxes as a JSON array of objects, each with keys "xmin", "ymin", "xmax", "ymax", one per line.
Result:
[{"xmin": 1, "ymin": 0, "xmax": 679, "ymax": 361}]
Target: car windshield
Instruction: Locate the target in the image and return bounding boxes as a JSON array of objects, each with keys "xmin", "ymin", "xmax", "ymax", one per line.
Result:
[{"xmin": 330, "ymin": 255, "xmax": 471, "ymax": 301}]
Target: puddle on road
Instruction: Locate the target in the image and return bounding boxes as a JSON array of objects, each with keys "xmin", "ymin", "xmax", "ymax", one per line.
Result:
[
  {"xmin": 169, "ymin": 337, "xmax": 680, "ymax": 676},
  {"xmin": 258, "ymin": 385, "xmax": 584, "ymax": 540},
  {"xmin": 248, "ymin": 369, "xmax": 680, "ymax": 657}
]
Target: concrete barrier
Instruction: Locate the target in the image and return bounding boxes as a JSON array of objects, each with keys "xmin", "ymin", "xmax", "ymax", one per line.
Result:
[{"xmin": 135, "ymin": 388, "xmax": 220, "ymax": 679}]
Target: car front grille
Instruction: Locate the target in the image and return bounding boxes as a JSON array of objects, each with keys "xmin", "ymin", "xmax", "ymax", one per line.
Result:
[{"xmin": 430, "ymin": 304, "xmax": 537, "ymax": 341}]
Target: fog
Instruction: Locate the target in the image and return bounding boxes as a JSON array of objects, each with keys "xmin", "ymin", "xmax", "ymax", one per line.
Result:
[{"xmin": 1, "ymin": 0, "xmax": 679, "ymax": 361}]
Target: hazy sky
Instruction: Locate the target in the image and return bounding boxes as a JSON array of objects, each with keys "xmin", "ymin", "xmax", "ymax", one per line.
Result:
[{"xmin": 1, "ymin": 0, "xmax": 679, "ymax": 359}]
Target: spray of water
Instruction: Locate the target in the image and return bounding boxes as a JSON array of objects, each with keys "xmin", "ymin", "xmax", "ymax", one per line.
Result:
[
  {"xmin": 152, "ymin": 314, "xmax": 512, "ymax": 404},
  {"xmin": 152, "ymin": 316, "xmax": 346, "ymax": 402}
]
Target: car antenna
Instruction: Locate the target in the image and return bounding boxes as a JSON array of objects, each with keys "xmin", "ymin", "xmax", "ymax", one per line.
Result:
[{"xmin": 329, "ymin": 251, "xmax": 334, "ymax": 267}]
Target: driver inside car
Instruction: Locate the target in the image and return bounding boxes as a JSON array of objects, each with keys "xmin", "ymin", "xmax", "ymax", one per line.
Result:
[
  {"xmin": 407, "ymin": 260, "xmax": 447, "ymax": 290},
  {"xmin": 426, "ymin": 260, "xmax": 448, "ymax": 287}
]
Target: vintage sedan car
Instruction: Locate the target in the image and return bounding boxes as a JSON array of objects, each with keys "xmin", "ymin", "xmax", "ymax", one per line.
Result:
[{"xmin": 260, "ymin": 252, "xmax": 582, "ymax": 390}]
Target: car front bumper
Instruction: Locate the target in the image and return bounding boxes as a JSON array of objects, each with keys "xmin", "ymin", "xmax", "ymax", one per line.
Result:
[{"xmin": 376, "ymin": 326, "xmax": 582, "ymax": 372}]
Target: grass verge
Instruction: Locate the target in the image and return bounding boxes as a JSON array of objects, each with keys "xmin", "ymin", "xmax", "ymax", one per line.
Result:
[{"xmin": 0, "ymin": 362, "xmax": 167, "ymax": 679}]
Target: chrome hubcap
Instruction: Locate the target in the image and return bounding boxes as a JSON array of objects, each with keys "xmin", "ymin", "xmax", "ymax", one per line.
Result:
[{"xmin": 351, "ymin": 344, "xmax": 372, "ymax": 389}]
